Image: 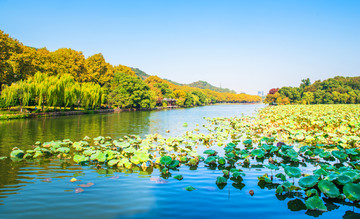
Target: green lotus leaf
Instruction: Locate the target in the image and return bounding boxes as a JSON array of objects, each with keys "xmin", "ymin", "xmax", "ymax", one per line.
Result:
[
  {"xmin": 160, "ymin": 156, "xmax": 172, "ymax": 165},
  {"xmin": 243, "ymin": 139, "xmax": 252, "ymax": 146},
  {"xmin": 161, "ymin": 167, "xmax": 168, "ymax": 174},
  {"xmin": 336, "ymin": 175, "xmax": 352, "ymax": 185},
  {"xmin": 232, "ymin": 172, "xmax": 245, "ymax": 178},
  {"xmin": 319, "ymin": 151, "xmax": 331, "ymax": 159},
  {"xmin": 318, "ymin": 180, "xmax": 340, "ymax": 198},
  {"xmin": 174, "ymin": 175, "xmax": 183, "ymax": 180},
  {"xmin": 118, "ymin": 158, "xmax": 132, "ymax": 169},
  {"xmin": 331, "ymin": 150, "xmax": 347, "ymax": 161},
  {"xmin": 225, "ymin": 152, "xmax": 235, "ymax": 159},
  {"xmin": 345, "ymin": 148, "xmax": 358, "ymax": 155},
  {"xmin": 168, "ymin": 160, "xmax": 180, "ymax": 169},
  {"xmin": 216, "ymin": 176, "xmax": 227, "ymax": 185},
  {"xmin": 313, "ymin": 148, "xmax": 323, "ymax": 156},
  {"xmin": 204, "ymin": 156, "xmax": 217, "ymax": 164},
  {"xmin": 299, "ymin": 146, "xmax": 309, "ymax": 153},
  {"xmin": 276, "ymin": 185, "xmax": 283, "ymax": 194},
  {"xmin": 73, "ymin": 154, "xmax": 89, "ymax": 163},
  {"xmin": 56, "ymin": 147, "xmax": 70, "ymax": 154},
  {"xmin": 222, "ymin": 170, "xmax": 229, "ymax": 176},
  {"xmin": 261, "ymin": 144, "xmax": 272, "ymax": 151},
  {"xmin": 275, "ymin": 173, "xmax": 287, "ymax": 181},
  {"xmin": 108, "ymin": 159, "xmax": 120, "ymax": 166},
  {"xmin": 298, "ymin": 176, "xmax": 319, "ymax": 188},
  {"xmin": 10, "ymin": 150, "xmax": 24, "ymax": 159},
  {"xmin": 342, "ymin": 170, "xmax": 360, "ymax": 181},
  {"xmin": 91, "ymin": 151, "xmax": 106, "ymax": 162},
  {"xmin": 313, "ymin": 168, "xmax": 329, "ymax": 176},
  {"xmin": 305, "ymin": 196, "xmax": 327, "ymax": 212},
  {"xmin": 343, "ymin": 183, "xmax": 360, "ymax": 201},
  {"xmin": 304, "ymin": 150, "xmax": 314, "ymax": 156},
  {"xmin": 204, "ymin": 150, "xmax": 217, "ymax": 155},
  {"xmin": 286, "ymin": 149, "xmax": 298, "ymax": 159},
  {"xmin": 265, "ymin": 164, "xmax": 279, "ymax": 170},
  {"xmin": 251, "ymin": 149, "xmax": 265, "ymax": 158},
  {"xmin": 33, "ymin": 151, "xmax": 43, "ymax": 158},
  {"xmin": 185, "ymin": 186, "xmax": 195, "ymax": 191},
  {"xmin": 283, "ymin": 166, "xmax": 301, "ymax": 178},
  {"xmin": 180, "ymin": 156, "xmax": 188, "ymax": 163},
  {"xmin": 306, "ymin": 188, "xmax": 319, "ymax": 197},
  {"xmin": 325, "ymin": 173, "xmax": 339, "ymax": 181},
  {"xmin": 188, "ymin": 158, "xmax": 199, "ymax": 166},
  {"xmin": 218, "ymin": 157, "xmax": 226, "ymax": 165}
]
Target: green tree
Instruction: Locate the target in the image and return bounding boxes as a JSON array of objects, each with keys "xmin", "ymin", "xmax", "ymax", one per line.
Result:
[{"xmin": 107, "ymin": 72, "xmax": 155, "ymax": 108}]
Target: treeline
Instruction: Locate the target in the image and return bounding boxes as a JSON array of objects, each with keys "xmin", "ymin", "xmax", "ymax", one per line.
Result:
[
  {"xmin": 265, "ymin": 77, "xmax": 360, "ymax": 105},
  {"xmin": 0, "ymin": 29, "xmax": 261, "ymax": 110}
]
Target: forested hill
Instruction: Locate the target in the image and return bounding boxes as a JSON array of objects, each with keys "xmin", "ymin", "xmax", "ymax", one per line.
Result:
[
  {"xmin": 187, "ymin": 81, "xmax": 236, "ymax": 93},
  {"xmin": 265, "ymin": 76, "xmax": 360, "ymax": 105},
  {"xmin": 132, "ymin": 68, "xmax": 235, "ymax": 94}
]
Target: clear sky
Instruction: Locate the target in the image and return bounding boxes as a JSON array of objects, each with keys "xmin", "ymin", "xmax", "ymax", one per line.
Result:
[{"xmin": 0, "ymin": 0, "xmax": 359, "ymax": 94}]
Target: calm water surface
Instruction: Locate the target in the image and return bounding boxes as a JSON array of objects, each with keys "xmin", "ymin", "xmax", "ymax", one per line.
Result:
[{"xmin": 0, "ymin": 104, "xmax": 358, "ymax": 218}]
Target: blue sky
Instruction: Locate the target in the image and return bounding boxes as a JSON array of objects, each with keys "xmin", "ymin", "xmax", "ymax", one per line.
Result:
[{"xmin": 0, "ymin": 0, "xmax": 359, "ymax": 94}]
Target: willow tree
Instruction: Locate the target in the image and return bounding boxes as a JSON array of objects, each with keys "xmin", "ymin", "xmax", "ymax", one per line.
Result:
[
  {"xmin": 80, "ymin": 82, "xmax": 103, "ymax": 109},
  {"xmin": 1, "ymin": 80, "xmax": 32, "ymax": 111}
]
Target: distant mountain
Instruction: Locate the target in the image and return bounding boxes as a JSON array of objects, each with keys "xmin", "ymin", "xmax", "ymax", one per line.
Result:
[
  {"xmin": 187, "ymin": 80, "xmax": 236, "ymax": 93},
  {"xmin": 132, "ymin": 68, "xmax": 150, "ymax": 80},
  {"xmin": 132, "ymin": 68, "xmax": 236, "ymax": 94}
]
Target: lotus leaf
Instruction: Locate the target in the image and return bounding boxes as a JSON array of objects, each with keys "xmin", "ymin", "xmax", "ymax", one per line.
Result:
[
  {"xmin": 251, "ymin": 149, "xmax": 265, "ymax": 158},
  {"xmin": 265, "ymin": 163, "xmax": 279, "ymax": 170},
  {"xmin": 336, "ymin": 175, "xmax": 352, "ymax": 185},
  {"xmin": 319, "ymin": 151, "xmax": 331, "ymax": 159},
  {"xmin": 331, "ymin": 150, "xmax": 347, "ymax": 161},
  {"xmin": 168, "ymin": 160, "xmax": 180, "ymax": 169},
  {"xmin": 33, "ymin": 151, "xmax": 43, "ymax": 158},
  {"xmin": 10, "ymin": 150, "xmax": 24, "ymax": 159},
  {"xmin": 275, "ymin": 173, "xmax": 287, "ymax": 181},
  {"xmin": 305, "ymin": 196, "xmax": 327, "ymax": 212},
  {"xmin": 160, "ymin": 156, "xmax": 172, "ymax": 165},
  {"xmin": 298, "ymin": 176, "xmax": 319, "ymax": 188},
  {"xmin": 343, "ymin": 183, "xmax": 360, "ymax": 201},
  {"xmin": 243, "ymin": 139, "xmax": 252, "ymax": 146},
  {"xmin": 325, "ymin": 173, "xmax": 339, "ymax": 181},
  {"xmin": 216, "ymin": 176, "xmax": 227, "ymax": 185},
  {"xmin": 118, "ymin": 159, "xmax": 132, "ymax": 169},
  {"xmin": 91, "ymin": 151, "xmax": 106, "ymax": 162},
  {"xmin": 313, "ymin": 168, "xmax": 329, "ymax": 176},
  {"xmin": 185, "ymin": 186, "xmax": 195, "ymax": 191},
  {"xmin": 232, "ymin": 172, "xmax": 245, "ymax": 178},
  {"xmin": 188, "ymin": 158, "xmax": 199, "ymax": 166},
  {"xmin": 283, "ymin": 166, "xmax": 301, "ymax": 178},
  {"xmin": 286, "ymin": 149, "xmax": 298, "ymax": 159},
  {"xmin": 174, "ymin": 175, "xmax": 183, "ymax": 180},
  {"xmin": 73, "ymin": 154, "xmax": 89, "ymax": 163},
  {"xmin": 318, "ymin": 180, "xmax": 340, "ymax": 198},
  {"xmin": 204, "ymin": 156, "xmax": 217, "ymax": 164},
  {"xmin": 306, "ymin": 188, "xmax": 319, "ymax": 197},
  {"xmin": 56, "ymin": 147, "xmax": 70, "ymax": 154},
  {"xmin": 218, "ymin": 157, "xmax": 226, "ymax": 165},
  {"xmin": 204, "ymin": 150, "xmax": 217, "ymax": 156},
  {"xmin": 276, "ymin": 185, "xmax": 283, "ymax": 194},
  {"xmin": 342, "ymin": 170, "xmax": 360, "ymax": 181},
  {"xmin": 108, "ymin": 159, "xmax": 120, "ymax": 166}
]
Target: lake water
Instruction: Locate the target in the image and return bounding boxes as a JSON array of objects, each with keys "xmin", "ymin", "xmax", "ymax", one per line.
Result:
[{"xmin": 0, "ymin": 104, "xmax": 358, "ymax": 218}]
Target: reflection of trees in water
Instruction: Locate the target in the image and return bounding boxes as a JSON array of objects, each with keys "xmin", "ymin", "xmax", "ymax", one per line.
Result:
[{"xmin": 0, "ymin": 111, "xmax": 152, "ymax": 156}]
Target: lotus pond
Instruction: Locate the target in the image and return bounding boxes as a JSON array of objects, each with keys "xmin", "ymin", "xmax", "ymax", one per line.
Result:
[{"xmin": 1, "ymin": 104, "xmax": 360, "ymax": 218}]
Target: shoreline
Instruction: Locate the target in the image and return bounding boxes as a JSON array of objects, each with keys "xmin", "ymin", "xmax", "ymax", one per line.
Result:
[{"xmin": 0, "ymin": 102, "xmax": 262, "ymax": 121}]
